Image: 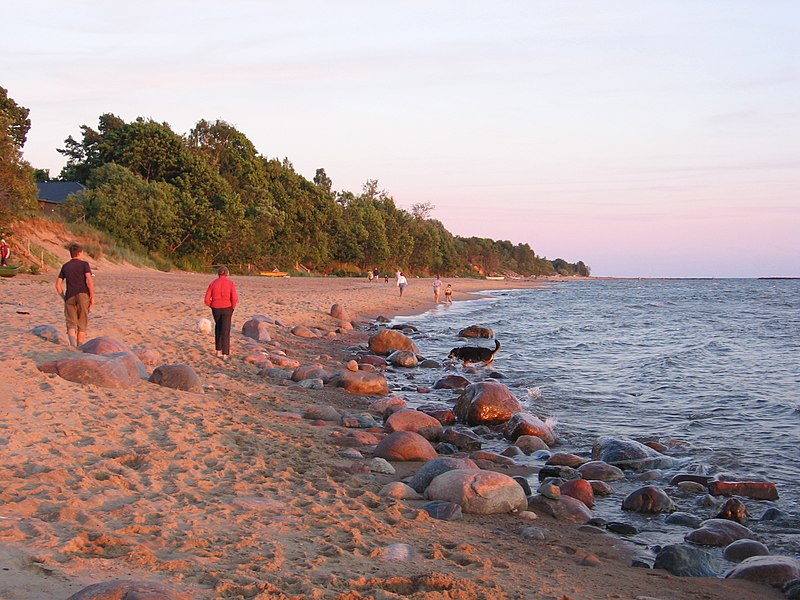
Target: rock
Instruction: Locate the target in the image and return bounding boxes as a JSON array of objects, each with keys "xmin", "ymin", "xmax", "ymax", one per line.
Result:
[
  {"xmin": 291, "ymin": 325, "xmax": 319, "ymax": 338},
  {"xmin": 148, "ymin": 363, "xmax": 202, "ymax": 393},
  {"xmin": 537, "ymin": 465, "xmax": 581, "ymax": 481},
  {"xmin": 455, "ymin": 381, "xmax": 522, "ymax": 426},
  {"xmin": 292, "ymin": 365, "xmax": 333, "ymax": 383},
  {"xmin": 340, "ymin": 413, "xmax": 381, "ymax": 429},
  {"xmin": 384, "ymin": 409, "xmax": 443, "ymax": 441},
  {"xmin": 346, "ymin": 359, "xmax": 359, "ymax": 372},
  {"xmin": 439, "ymin": 426, "xmax": 482, "ymax": 451},
  {"xmin": 426, "ymin": 469, "xmax": 528, "ymax": 514},
  {"xmin": 607, "ymin": 522, "xmax": 638, "ymax": 535},
  {"xmin": 726, "ymin": 555, "xmax": 800, "ymax": 587},
  {"xmin": 379, "ymin": 482, "xmax": 422, "ymax": 500},
  {"xmin": 373, "ymin": 431, "xmax": 437, "ymax": 462},
  {"xmin": 269, "ymin": 355, "xmax": 300, "ymax": 368},
  {"xmin": 408, "ymin": 457, "xmax": 480, "ymax": 493},
  {"xmin": 538, "ymin": 481, "xmax": 561, "ymax": 500},
  {"xmin": 589, "ymin": 480, "xmax": 614, "ymax": 496},
  {"xmin": 330, "ymin": 303, "xmax": 350, "ymax": 321},
  {"xmin": 196, "ymin": 318, "xmax": 213, "ymax": 334},
  {"xmin": 241, "ymin": 318, "xmax": 271, "ymax": 342},
  {"xmin": 653, "ymin": 544, "xmax": 722, "ymax": 577},
  {"xmin": 469, "ymin": 450, "xmax": 515, "ymax": 466},
  {"xmin": 368, "ymin": 396, "xmax": 407, "ymax": 416},
  {"xmin": 515, "ymin": 435, "xmax": 550, "ymax": 454},
  {"xmin": 714, "ymin": 497, "xmax": 749, "ymax": 524},
  {"xmin": 416, "ymin": 404, "xmax": 456, "ymax": 426},
  {"xmin": 670, "ymin": 473, "xmax": 712, "ymax": 487},
  {"xmin": 723, "ymin": 539, "xmax": 770, "ymax": 562},
  {"xmin": 665, "ymin": 512, "xmax": 703, "ymax": 528},
  {"xmin": 622, "ymin": 486, "xmax": 675, "ymax": 514},
  {"xmin": 368, "ymin": 329, "xmax": 419, "ymax": 356},
  {"xmin": 302, "ymin": 405, "xmax": 341, "ymax": 421},
  {"xmin": 419, "ymin": 500, "xmax": 463, "ymax": 521},
  {"xmin": 513, "ymin": 476, "xmax": 532, "ymax": 496},
  {"xmin": 368, "ymin": 457, "xmax": 396, "ymax": 474},
  {"xmin": 359, "ymin": 354, "xmax": 388, "ymax": 368},
  {"xmin": 708, "ymin": 480, "xmax": 779, "ymax": 501},
  {"xmin": 528, "ymin": 494, "xmax": 593, "ymax": 523},
  {"xmin": 546, "ymin": 452, "xmax": 587, "ymax": 468},
  {"xmin": 592, "ymin": 436, "xmax": 673, "ymax": 470},
  {"xmin": 432, "ymin": 374, "xmax": 472, "ymax": 390},
  {"xmin": 30, "ymin": 324, "xmax": 65, "ymax": 344},
  {"xmin": 79, "ymin": 336, "xmax": 132, "ymax": 355},
  {"xmin": 577, "ymin": 461, "xmax": 625, "ymax": 482},
  {"xmin": 298, "ymin": 378, "xmax": 323, "ymax": 390},
  {"xmin": 258, "ymin": 367, "xmax": 293, "ymax": 380},
  {"xmin": 65, "ymin": 580, "xmax": 192, "ymax": 600},
  {"xmin": 249, "ymin": 314, "xmax": 275, "ymax": 324},
  {"xmin": 386, "ymin": 349, "xmax": 418, "ymax": 368},
  {"xmin": 685, "ymin": 519, "xmax": 757, "ymax": 546},
  {"xmin": 133, "ymin": 347, "xmax": 161, "ymax": 366},
  {"xmin": 504, "ymin": 412, "xmax": 555, "ymax": 445},
  {"xmin": 560, "ymin": 478, "xmax": 595, "ymax": 508},
  {"xmin": 418, "ymin": 359, "xmax": 440, "ymax": 368},
  {"xmin": 38, "ymin": 352, "xmax": 147, "ymax": 389},
  {"xmin": 457, "ymin": 325, "xmax": 494, "ymax": 338},
  {"xmin": 332, "ymin": 370, "xmax": 389, "ymax": 395}
]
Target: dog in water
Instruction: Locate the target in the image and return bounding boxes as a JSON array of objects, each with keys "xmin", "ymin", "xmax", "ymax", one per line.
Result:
[{"xmin": 448, "ymin": 339, "xmax": 501, "ymax": 366}]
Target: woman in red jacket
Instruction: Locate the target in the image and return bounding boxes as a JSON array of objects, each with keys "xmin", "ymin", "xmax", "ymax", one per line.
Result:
[{"xmin": 204, "ymin": 266, "xmax": 239, "ymax": 360}]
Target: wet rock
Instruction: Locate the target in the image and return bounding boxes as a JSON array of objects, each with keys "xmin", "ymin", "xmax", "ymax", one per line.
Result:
[
  {"xmin": 725, "ymin": 555, "xmax": 800, "ymax": 587},
  {"xmin": 546, "ymin": 452, "xmax": 587, "ymax": 468},
  {"xmin": 513, "ymin": 476, "xmax": 532, "ymax": 496},
  {"xmin": 538, "ymin": 481, "xmax": 561, "ymax": 500},
  {"xmin": 408, "ymin": 457, "xmax": 480, "ymax": 493},
  {"xmin": 528, "ymin": 494, "xmax": 593, "ymax": 523},
  {"xmin": 504, "ymin": 412, "xmax": 555, "ymax": 445},
  {"xmin": 439, "ymin": 426, "xmax": 482, "ymax": 451},
  {"xmin": 418, "ymin": 359, "xmax": 440, "ymax": 368},
  {"xmin": 501, "ymin": 446, "xmax": 524, "ymax": 458},
  {"xmin": 577, "ymin": 461, "xmax": 625, "ymax": 482},
  {"xmin": 384, "ymin": 409, "xmax": 443, "ymax": 441},
  {"xmin": 654, "ymin": 544, "xmax": 722, "ymax": 577},
  {"xmin": 292, "ymin": 364, "xmax": 333, "ymax": 383},
  {"xmin": 607, "ymin": 522, "xmax": 638, "ymax": 535},
  {"xmin": 148, "ymin": 363, "xmax": 202, "ymax": 393},
  {"xmin": 589, "ymin": 480, "xmax": 614, "ymax": 496},
  {"xmin": 670, "ymin": 473, "xmax": 712, "ymax": 487},
  {"xmin": 455, "ymin": 381, "xmax": 522, "ymax": 426},
  {"xmin": 538, "ymin": 465, "xmax": 581, "ymax": 481},
  {"xmin": 432, "ymin": 374, "xmax": 471, "ymax": 390},
  {"xmin": 359, "ymin": 354, "xmax": 388, "ymax": 368},
  {"xmin": 368, "ymin": 396, "xmax": 407, "ymax": 417},
  {"xmin": 419, "ymin": 500, "xmax": 462, "ymax": 521},
  {"xmin": 714, "ymin": 497, "xmax": 749, "ymax": 524},
  {"xmin": 386, "ymin": 349, "xmax": 418, "ymax": 368},
  {"xmin": 708, "ymin": 480, "xmax": 779, "ymax": 501},
  {"xmin": 785, "ymin": 579, "xmax": 800, "ymax": 600},
  {"xmin": 560, "ymin": 478, "xmax": 595, "ymax": 508},
  {"xmin": 373, "ymin": 431, "xmax": 437, "ymax": 461},
  {"xmin": 592, "ymin": 436, "xmax": 673, "ymax": 471},
  {"xmin": 723, "ymin": 539, "xmax": 770, "ymax": 562},
  {"xmin": 515, "ymin": 435, "xmax": 550, "ymax": 454},
  {"xmin": 368, "ymin": 329, "xmax": 419, "ymax": 356},
  {"xmin": 332, "ymin": 370, "xmax": 389, "ymax": 395},
  {"xmin": 685, "ymin": 518, "xmax": 757, "ymax": 546},
  {"xmin": 760, "ymin": 508, "xmax": 792, "ymax": 522},
  {"xmin": 469, "ymin": 450, "xmax": 515, "ymax": 466},
  {"xmin": 665, "ymin": 512, "xmax": 703, "ymax": 529},
  {"xmin": 622, "ymin": 486, "xmax": 675, "ymax": 514},
  {"xmin": 416, "ymin": 404, "xmax": 456, "ymax": 426},
  {"xmin": 427, "ymin": 469, "xmax": 528, "ymax": 514},
  {"xmin": 457, "ymin": 325, "xmax": 494, "ymax": 338}
]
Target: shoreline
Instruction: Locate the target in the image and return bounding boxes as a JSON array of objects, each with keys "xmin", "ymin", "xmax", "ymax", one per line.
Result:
[{"xmin": 0, "ymin": 270, "xmax": 783, "ymax": 599}]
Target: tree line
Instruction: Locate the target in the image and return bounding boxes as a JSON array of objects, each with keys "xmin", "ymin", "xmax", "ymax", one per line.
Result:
[{"xmin": 2, "ymin": 87, "xmax": 590, "ymax": 277}]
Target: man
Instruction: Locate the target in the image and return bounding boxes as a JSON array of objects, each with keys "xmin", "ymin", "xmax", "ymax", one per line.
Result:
[{"xmin": 56, "ymin": 243, "xmax": 95, "ymax": 347}]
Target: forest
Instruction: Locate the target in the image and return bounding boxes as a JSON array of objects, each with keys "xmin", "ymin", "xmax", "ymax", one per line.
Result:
[{"xmin": 2, "ymin": 87, "xmax": 590, "ymax": 277}]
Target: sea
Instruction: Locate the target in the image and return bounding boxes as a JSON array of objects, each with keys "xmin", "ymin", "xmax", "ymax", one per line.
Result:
[{"xmin": 389, "ymin": 278, "xmax": 800, "ymax": 558}]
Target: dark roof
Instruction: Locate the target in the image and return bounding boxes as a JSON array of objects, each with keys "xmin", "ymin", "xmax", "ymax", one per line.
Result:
[{"xmin": 36, "ymin": 182, "xmax": 85, "ymax": 204}]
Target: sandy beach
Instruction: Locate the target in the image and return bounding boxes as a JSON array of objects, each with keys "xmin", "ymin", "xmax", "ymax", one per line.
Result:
[{"xmin": 0, "ymin": 263, "xmax": 782, "ymax": 599}]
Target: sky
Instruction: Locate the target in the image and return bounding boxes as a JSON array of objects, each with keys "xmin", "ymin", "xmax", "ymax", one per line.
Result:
[{"xmin": 3, "ymin": 1, "xmax": 799, "ymax": 277}]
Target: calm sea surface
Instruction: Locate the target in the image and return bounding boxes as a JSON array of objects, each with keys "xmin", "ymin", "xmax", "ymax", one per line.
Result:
[{"xmin": 391, "ymin": 279, "xmax": 799, "ymax": 553}]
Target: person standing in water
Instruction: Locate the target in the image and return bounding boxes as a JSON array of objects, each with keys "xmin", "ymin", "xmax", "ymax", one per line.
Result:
[
  {"xmin": 432, "ymin": 274, "xmax": 443, "ymax": 303},
  {"xmin": 204, "ymin": 265, "xmax": 239, "ymax": 360},
  {"xmin": 444, "ymin": 284, "xmax": 453, "ymax": 304},
  {"xmin": 56, "ymin": 243, "xmax": 95, "ymax": 347}
]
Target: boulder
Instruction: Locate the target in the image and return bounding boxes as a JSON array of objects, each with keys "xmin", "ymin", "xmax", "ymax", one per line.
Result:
[
  {"xmin": 577, "ymin": 460, "xmax": 625, "ymax": 481},
  {"xmin": 148, "ymin": 363, "xmax": 202, "ymax": 393},
  {"xmin": 330, "ymin": 303, "xmax": 350, "ymax": 321},
  {"xmin": 654, "ymin": 544, "xmax": 722, "ymax": 577},
  {"xmin": 426, "ymin": 469, "xmax": 528, "ymax": 514},
  {"xmin": 546, "ymin": 452, "xmax": 587, "ymax": 468},
  {"xmin": 384, "ymin": 409, "xmax": 443, "ymax": 441},
  {"xmin": 504, "ymin": 412, "xmax": 555, "ymax": 445},
  {"xmin": 439, "ymin": 426, "xmax": 482, "ymax": 451},
  {"xmin": 38, "ymin": 352, "xmax": 147, "ymax": 389},
  {"xmin": 560, "ymin": 478, "xmax": 595, "ymax": 508},
  {"xmin": 723, "ymin": 539, "xmax": 770, "ymax": 563},
  {"xmin": 416, "ymin": 404, "xmax": 456, "ymax": 426},
  {"xmin": 726, "ymin": 555, "xmax": 800, "ymax": 587},
  {"xmin": 714, "ymin": 497, "xmax": 749, "ymax": 524},
  {"xmin": 457, "ymin": 325, "xmax": 494, "ymax": 338},
  {"xmin": 368, "ymin": 329, "xmax": 419, "ymax": 356},
  {"xmin": 379, "ymin": 482, "xmax": 423, "ymax": 500},
  {"xmin": 708, "ymin": 480, "xmax": 779, "ymax": 501},
  {"xmin": 432, "ymin": 374, "xmax": 471, "ymax": 390},
  {"xmin": 291, "ymin": 325, "xmax": 319, "ymax": 338},
  {"xmin": 454, "ymin": 381, "xmax": 522, "ymax": 426},
  {"xmin": 622, "ymin": 485, "xmax": 675, "ymax": 514},
  {"xmin": 79, "ymin": 336, "xmax": 132, "ymax": 355},
  {"xmin": 333, "ymin": 371, "xmax": 389, "ymax": 395},
  {"xmin": 373, "ymin": 431, "xmax": 437, "ymax": 461},
  {"xmin": 592, "ymin": 436, "xmax": 673, "ymax": 470},
  {"xmin": 419, "ymin": 500, "xmax": 463, "ymax": 521},
  {"xmin": 241, "ymin": 318, "xmax": 271, "ymax": 342},
  {"xmin": 515, "ymin": 435, "xmax": 550, "ymax": 454},
  {"xmin": 408, "ymin": 457, "xmax": 480, "ymax": 494},
  {"xmin": 65, "ymin": 580, "xmax": 191, "ymax": 600},
  {"xmin": 133, "ymin": 347, "xmax": 161, "ymax": 366},
  {"xmin": 386, "ymin": 350, "xmax": 418, "ymax": 368},
  {"xmin": 685, "ymin": 519, "xmax": 757, "ymax": 546},
  {"xmin": 359, "ymin": 354, "xmax": 388, "ymax": 368},
  {"xmin": 292, "ymin": 365, "xmax": 333, "ymax": 383},
  {"xmin": 30, "ymin": 324, "xmax": 65, "ymax": 344},
  {"xmin": 528, "ymin": 494, "xmax": 593, "ymax": 523}
]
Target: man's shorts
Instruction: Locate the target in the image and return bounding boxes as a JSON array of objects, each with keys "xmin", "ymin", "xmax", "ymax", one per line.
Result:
[{"xmin": 64, "ymin": 293, "xmax": 90, "ymax": 332}]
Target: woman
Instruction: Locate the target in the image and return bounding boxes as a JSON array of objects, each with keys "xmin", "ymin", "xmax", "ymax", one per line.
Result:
[
  {"xmin": 397, "ymin": 271, "xmax": 408, "ymax": 297},
  {"xmin": 204, "ymin": 266, "xmax": 239, "ymax": 360}
]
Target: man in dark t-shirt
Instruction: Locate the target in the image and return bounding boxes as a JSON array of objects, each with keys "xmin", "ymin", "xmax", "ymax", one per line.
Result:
[{"xmin": 56, "ymin": 243, "xmax": 95, "ymax": 346}]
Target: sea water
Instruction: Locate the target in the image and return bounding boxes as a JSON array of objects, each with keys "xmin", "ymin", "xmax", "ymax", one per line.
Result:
[{"xmin": 390, "ymin": 279, "xmax": 800, "ymax": 555}]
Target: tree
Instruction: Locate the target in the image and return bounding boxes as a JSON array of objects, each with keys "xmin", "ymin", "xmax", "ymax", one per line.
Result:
[
  {"xmin": 0, "ymin": 88, "xmax": 38, "ymax": 218},
  {"xmin": 313, "ymin": 168, "xmax": 333, "ymax": 195},
  {"xmin": 0, "ymin": 86, "xmax": 31, "ymax": 148},
  {"xmin": 410, "ymin": 201, "xmax": 434, "ymax": 220}
]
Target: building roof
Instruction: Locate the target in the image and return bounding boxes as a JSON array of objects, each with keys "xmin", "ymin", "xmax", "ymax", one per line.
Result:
[{"xmin": 36, "ymin": 182, "xmax": 86, "ymax": 204}]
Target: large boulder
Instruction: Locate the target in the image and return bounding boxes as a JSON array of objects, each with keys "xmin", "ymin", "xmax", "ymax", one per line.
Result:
[
  {"xmin": 38, "ymin": 352, "xmax": 147, "ymax": 389},
  {"xmin": 65, "ymin": 579, "xmax": 191, "ymax": 600},
  {"xmin": 457, "ymin": 325, "xmax": 494, "ymax": 339},
  {"xmin": 726, "ymin": 556, "xmax": 800, "ymax": 588},
  {"xmin": 454, "ymin": 381, "xmax": 522, "ymax": 426},
  {"xmin": 79, "ymin": 336, "xmax": 132, "ymax": 355},
  {"xmin": 407, "ymin": 457, "xmax": 480, "ymax": 494},
  {"xmin": 685, "ymin": 519, "xmax": 758, "ymax": 547},
  {"xmin": 373, "ymin": 431, "xmax": 437, "ymax": 461},
  {"xmin": 426, "ymin": 469, "xmax": 527, "ymax": 514},
  {"xmin": 241, "ymin": 318, "xmax": 271, "ymax": 342},
  {"xmin": 384, "ymin": 409, "xmax": 443, "ymax": 441},
  {"xmin": 504, "ymin": 412, "xmax": 555, "ymax": 445},
  {"xmin": 368, "ymin": 329, "xmax": 419, "ymax": 356},
  {"xmin": 723, "ymin": 539, "xmax": 771, "ymax": 563},
  {"xmin": 333, "ymin": 370, "xmax": 389, "ymax": 395},
  {"xmin": 149, "ymin": 363, "xmax": 202, "ymax": 393},
  {"xmin": 592, "ymin": 436, "xmax": 673, "ymax": 470}
]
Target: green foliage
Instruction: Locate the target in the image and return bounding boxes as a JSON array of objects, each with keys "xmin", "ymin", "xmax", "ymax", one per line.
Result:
[{"xmin": 0, "ymin": 87, "xmax": 39, "ymax": 221}]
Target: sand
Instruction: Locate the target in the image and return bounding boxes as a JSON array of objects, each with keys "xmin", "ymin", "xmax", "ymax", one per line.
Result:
[{"xmin": 0, "ymin": 265, "xmax": 782, "ymax": 599}]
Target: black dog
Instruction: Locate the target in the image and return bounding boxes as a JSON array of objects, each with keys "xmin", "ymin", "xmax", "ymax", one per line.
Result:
[{"xmin": 448, "ymin": 339, "xmax": 501, "ymax": 365}]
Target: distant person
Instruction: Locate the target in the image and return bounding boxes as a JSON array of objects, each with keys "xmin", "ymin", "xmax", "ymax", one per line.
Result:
[
  {"xmin": 432, "ymin": 274, "xmax": 443, "ymax": 303},
  {"xmin": 373, "ymin": 267, "xmax": 380, "ymax": 282},
  {"xmin": 444, "ymin": 284, "xmax": 453, "ymax": 304},
  {"xmin": 368, "ymin": 269, "xmax": 374, "ymax": 282},
  {"xmin": 384, "ymin": 273, "xmax": 389, "ymax": 283},
  {"xmin": 204, "ymin": 266, "xmax": 239, "ymax": 361},
  {"xmin": 0, "ymin": 239, "xmax": 9, "ymax": 266},
  {"xmin": 55, "ymin": 243, "xmax": 95, "ymax": 347},
  {"xmin": 397, "ymin": 271, "xmax": 408, "ymax": 297}
]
